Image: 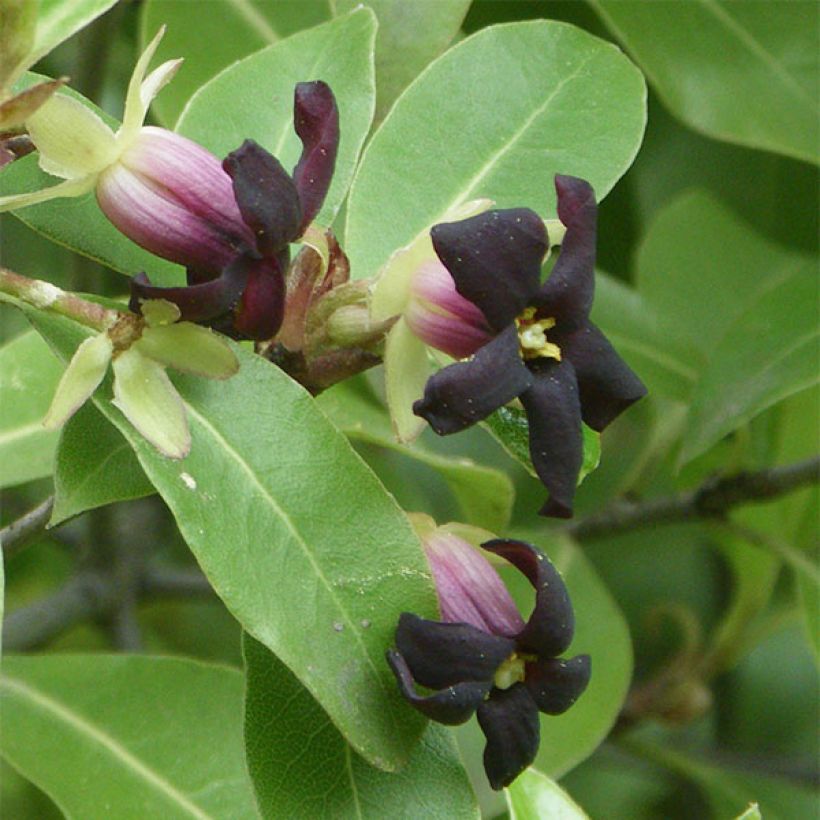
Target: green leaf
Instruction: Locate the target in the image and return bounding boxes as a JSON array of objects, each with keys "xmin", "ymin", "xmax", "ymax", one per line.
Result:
[
  {"xmin": 1, "ymin": 76, "xmax": 184, "ymax": 286},
  {"xmin": 0, "ymin": 0, "xmax": 36, "ymax": 91},
  {"xmin": 483, "ymin": 405, "xmax": 601, "ymax": 486},
  {"xmin": 243, "ymin": 634, "xmax": 479, "ymax": 819},
  {"xmin": 333, "ymin": 0, "xmax": 470, "ymax": 122},
  {"xmin": 735, "ymin": 805, "xmax": 761, "ymax": 820},
  {"xmin": 0, "ymin": 329, "xmax": 62, "ymax": 488},
  {"xmin": 26, "ymin": 307, "xmax": 437, "ymax": 771},
  {"xmin": 0, "ymin": 654, "xmax": 258, "ymax": 819},
  {"xmin": 505, "ymin": 767, "xmax": 589, "ymax": 820},
  {"xmin": 795, "ymin": 486, "xmax": 820, "ymax": 665},
  {"xmin": 176, "ymin": 8, "xmax": 376, "ymax": 228},
  {"xmin": 345, "ymin": 20, "xmax": 646, "ymax": 281},
  {"xmin": 680, "ymin": 265, "xmax": 818, "ymax": 464},
  {"xmin": 592, "ymin": 0, "xmax": 819, "ymax": 164},
  {"xmin": 317, "ymin": 378, "xmax": 515, "ymax": 532},
  {"xmin": 51, "ymin": 402, "xmax": 154, "ymax": 525},
  {"xmin": 139, "ymin": 0, "xmax": 332, "ymax": 127}
]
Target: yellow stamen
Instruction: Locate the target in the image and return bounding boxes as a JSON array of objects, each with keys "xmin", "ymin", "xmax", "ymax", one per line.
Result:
[
  {"xmin": 515, "ymin": 308, "xmax": 561, "ymax": 361},
  {"xmin": 494, "ymin": 653, "xmax": 527, "ymax": 690}
]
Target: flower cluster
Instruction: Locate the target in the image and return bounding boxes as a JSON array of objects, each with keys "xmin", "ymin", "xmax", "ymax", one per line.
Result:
[{"xmin": 387, "ymin": 523, "xmax": 590, "ymax": 790}]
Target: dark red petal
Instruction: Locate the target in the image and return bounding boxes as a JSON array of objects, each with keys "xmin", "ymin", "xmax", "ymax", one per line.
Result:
[
  {"xmin": 395, "ymin": 613, "xmax": 514, "ymax": 690},
  {"xmin": 536, "ymin": 176, "xmax": 597, "ymax": 328},
  {"xmin": 222, "ymin": 140, "xmax": 302, "ymax": 256},
  {"xmin": 519, "ymin": 360, "xmax": 583, "ymax": 518},
  {"xmin": 482, "ymin": 539, "xmax": 575, "ymax": 657},
  {"xmin": 557, "ymin": 322, "xmax": 647, "ymax": 432},
  {"xmin": 128, "ymin": 254, "xmax": 252, "ymax": 322},
  {"xmin": 386, "ymin": 650, "xmax": 490, "ymax": 725},
  {"xmin": 525, "ymin": 654, "xmax": 591, "ymax": 715},
  {"xmin": 431, "ymin": 209, "xmax": 547, "ymax": 332},
  {"xmin": 413, "ymin": 324, "xmax": 532, "ymax": 435},
  {"xmin": 232, "ymin": 256, "xmax": 286, "ymax": 340},
  {"xmin": 477, "ymin": 684, "xmax": 540, "ymax": 790},
  {"xmin": 292, "ymin": 81, "xmax": 339, "ymax": 231}
]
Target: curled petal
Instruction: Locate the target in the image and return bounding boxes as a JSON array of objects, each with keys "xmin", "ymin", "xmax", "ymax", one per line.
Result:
[
  {"xmin": 482, "ymin": 539, "xmax": 575, "ymax": 657},
  {"xmin": 121, "ymin": 26, "xmax": 168, "ymax": 140},
  {"xmin": 386, "ymin": 650, "xmax": 490, "ymax": 725},
  {"xmin": 414, "ymin": 324, "xmax": 532, "ymax": 435},
  {"xmin": 232, "ymin": 256, "xmax": 286, "ymax": 340},
  {"xmin": 477, "ymin": 684, "xmax": 540, "ymax": 790},
  {"xmin": 519, "ymin": 360, "xmax": 583, "ymax": 518},
  {"xmin": 525, "ymin": 655, "xmax": 591, "ymax": 715},
  {"xmin": 129, "ymin": 253, "xmax": 252, "ymax": 322},
  {"xmin": 536, "ymin": 176, "xmax": 597, "ymax": 327},
  {"xmin": 431, "ymin": 209, "xmax": 547, "ymax": 332},
  {"xmin": 292, "ymin": 80, "xmax": 339, "ymax": 230},
  {"xmin": 557, "ymin": 322, "xmax": 647, "ymax": 432},
  {"xmin": 223, "ymin": 140, "xmax": 302, "ymax": 256},
  {"xmin": 395, "ymin": 612, "xmax": 514, "ymax": 690}
]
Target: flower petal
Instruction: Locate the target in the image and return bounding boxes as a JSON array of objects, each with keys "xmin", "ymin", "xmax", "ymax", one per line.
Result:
[
  {"xmin": 431, "ymin": 208, "xmax": 547, "ymax": 331},
  {"xmin": 476, "ymin": 684, "xmax": 540, "ymax": 790},
  {"xmin": 525, "ymin": 654, "xmax": 591, "ymax": 715},
  {"xmin": 43, "ymin": 332, "xmax": 112, "ymax": 429},
  {"xmin": 120, "ymin": 26, "xmax": 168, "ymax": 141},
  {"xmin": 384, "ymin": 318, "xmax": 432, "ymax": 443},
  {"xmin": 558, "ymin": 322, "xmax": 647, "ymax": 432},
  {"xmin": 292, "ymin": 81, "xmax": 339, "ymax": 231},
  {"xmin": 232, "ymin": 256, "xmax": 286, "ymax": 340},
  {"xmin": 112, "ymin": 348, "xmax": 190, "ymax": 459},
  {"xmin": 0, "ymin": 173, "xmax": 96, "ymax": 212},
  {"xmin": 135, "ymin": 323, "xmax": 239, "ymax": 379},
  {"xmin": 519, "ymin": 360, "xmax": 583, "ymax": 518},
  {"xmin": 395, "ymin": 612, "xmax": 514, "ymax": 690},
  {"xmin": 536, "ymin": 176, "xmax": 597, "ymax": 327},
  {"xmin": 482, "ymin": 539, "xmax": 575, "ymax": 657},
  {"xmin": 413, "ymin": 324, "xmax": 532, "ymax": 435},
  {"xmin": 223, "ymin": 140, "xmax": 302, "ymax": 256},
  {"xmin": 386, "ymin": 650, "xmax": 490, "ymax": 725}
]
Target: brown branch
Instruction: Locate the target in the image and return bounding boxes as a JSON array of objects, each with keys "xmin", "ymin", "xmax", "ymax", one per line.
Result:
[
  {"xmin": 567, "ymin": 456, "xmax": 820, "ymax": 540},
  {"xmin": 0, "ymin": 496, "xmax": 55, "ymax": 559}
]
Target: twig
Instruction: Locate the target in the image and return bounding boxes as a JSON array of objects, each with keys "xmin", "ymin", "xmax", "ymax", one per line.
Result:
[
  {"xmin": 567, "ymin": 456, "xmax": 820, "ymax": 540},
  {"xmin": 0, "ymin": 496, "xmax": 55, "ymax": 559},
  {"xmin": 141, "ymin": 567, "xmax": 213, "ymax": 598}
]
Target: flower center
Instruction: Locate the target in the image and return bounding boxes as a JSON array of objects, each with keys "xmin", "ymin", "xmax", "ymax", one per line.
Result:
[
  {"xmin": 515, "ymin": 307, "xmax": 561, "ymax": 361},
  {"xmin": 493, "ymin": 653, "xmax": 527, "ymax": 690}
]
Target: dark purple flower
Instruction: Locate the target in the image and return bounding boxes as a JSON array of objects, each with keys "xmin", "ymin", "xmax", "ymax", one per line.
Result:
[
  {"xmin": 126, "ymin": 81, "xmax": 339, "ymax": 341},
  {"xmin": 387, "ymin": 533, "xmax": 590, "ymax": 790},
  {"xmin": 413, "ymin": 176, "xmax": 646, "ymax": 517}
]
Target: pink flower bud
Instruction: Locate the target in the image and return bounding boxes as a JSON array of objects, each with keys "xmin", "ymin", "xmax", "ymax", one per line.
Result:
[
  {"xmin": 423, "ymin": 530, "xmax": 524, "ymax": 638},
  {"xmin": 95, "ymin": 127, "xmax": 255, "ymax": 273},
  {"xmin": 404, "ymin": 260, "xmax": 492, "ymax": 359}
]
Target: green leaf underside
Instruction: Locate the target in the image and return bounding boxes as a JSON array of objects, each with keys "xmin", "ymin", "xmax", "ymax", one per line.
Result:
[
  {"xmin": 139, "ymin": 0, "xmax": 333, "ymax": 128},
  {"xmin": 176, "ymin": 8, "xmax": 376, "ymax": 229},
  {"xmin": 317, "ymin": 379, "xmax": 515, "ymax": 532},
  {"xmin": 243, "ymin": 634, "xmax": 479, "ymax": 819},
  {"xmin": 346, "ymin": 20, "xmax": 647, "ymax": 281},
  {"xmin": 0, "ymin": 655, "xmax": 257, "ymax": 819},
  {"xmin": 52, "ymin": 401, "xmax": 154, "ymax": 525},
  {"xmin": 593, "ymin": 0, "xmax": 820, "ymax": 164},
  {"xmin": 0, "ymin": 329, "xmax": 62, "ymax": 488},
  {"xmin": 505, "ymin": 767, "xmax": 589, "ymax": 820},
  {"xmin": 25, "ymin": 306, "xmax": 436, "ymax": 772}
]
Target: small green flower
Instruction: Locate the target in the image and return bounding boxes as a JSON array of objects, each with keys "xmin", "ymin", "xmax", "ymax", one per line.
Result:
[{"xmin": 45, "ymin": 300, "xmax": 239, "ymax": 459}]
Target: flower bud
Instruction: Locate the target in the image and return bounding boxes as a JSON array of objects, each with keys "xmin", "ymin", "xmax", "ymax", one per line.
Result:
[
  {"xmin": 423, "ymin": 529, "xmax": 524, "ymax": 638},
  {"xmin": 96, "ymin": 127, "xmax": 254, "ymax": 274},
  {"xmin": 404, "ymin": 260, "xmax": 492, "ymax": 359}
]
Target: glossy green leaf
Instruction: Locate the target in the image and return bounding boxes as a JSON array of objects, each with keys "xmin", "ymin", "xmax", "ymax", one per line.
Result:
[
  {"xmin": 345, "ymin": 20, "xmax": 646, "ymax": 281},
  {"xmin": 505, "ymin": 767, "xmax": 588, "ymax": 820},
  {"xmin": 176, "ymin": 8, "xmax": 376, "ymax": 228},
  {"xmin": 0, "ymin": 328, "xmax": 61, "ymax": 488},
  {"xmin": 1, "ymin": 76, "xmax": 183, "ymax": 286},
  {"xmin": 483, "ymin": 405, "xmax": 601, "ymax": 486},
  {"xmin": 681, "ymin": 265, "xmax": 818, "ymax": 464},
  {"xmin": 0, "ymin": 654, "xmax": 257, "ymax": 819},
  {"xmin": 26, "ymin": 306, "xmax": 437, "ymax": 771},
  {"xmin": 317, "ymin": 379, "xmax": 514, "ymax": 532},
  {"xmin": 140, "ymin": 0, "xmax": 331, "ymax": 127},
  {"xmin": 592, "ymin": 0, "xmax": 819, "ymax": 164},
  {"xmin": 51, "ymin": 402, "xmax": 154, "ymax": 525},
  {"xmin": 243, "ymin": 634, "xmax": 479, "ymax": 819},
  {"xmin": 333, "ymin": 0, "xmax": 470, "ymax": 122},
  {"xmin": 0, "ymin": 0, "xmax": 36, "ymax": 91}
]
